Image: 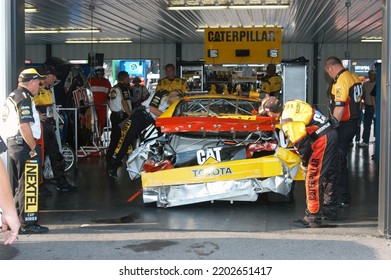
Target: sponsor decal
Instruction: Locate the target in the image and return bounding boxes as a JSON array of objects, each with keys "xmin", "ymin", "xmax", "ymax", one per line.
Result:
[
  {"xmin": 192, "ymin": 167, "xmax": 233, "ymax": 178},
  {"xmin": 24, "ymin": 160, "xmax": 39, "ymax": 223},
  {"xmin": 207, "ymin": 30, "xmax": 275, "ymax": 43},
  {"xmin": 196, "ymin": 147, "xmax": 222, "ymax": 165},
  {"xmin": 306, "ymin": 158, "xmax": 320, "ymax": 213}
]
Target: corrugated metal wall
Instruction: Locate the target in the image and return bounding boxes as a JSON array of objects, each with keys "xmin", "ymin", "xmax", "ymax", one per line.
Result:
[{"xmin": 26, "ymin": 42, "xmax": 382, "ymax": 108}]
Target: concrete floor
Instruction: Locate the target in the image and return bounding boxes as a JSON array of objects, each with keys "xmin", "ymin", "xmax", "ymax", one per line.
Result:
[{"xmin": 1, "ymin": 140, "xmax": 390, "ymax": 260}]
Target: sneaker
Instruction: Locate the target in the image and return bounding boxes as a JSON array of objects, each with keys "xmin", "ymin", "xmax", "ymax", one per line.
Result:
[
  {"xmin": 20, "ymin": 223, "xmax": 49, "ymax": 234},
  {"xmin": 108, "ymin": 168, "xmax": 118, "ymax": 178},
  {"xmin": 359, "ymin": 142, "xmax": 369, "ymax": 147},
  {"xmin": 293, "ymin": 216, "xmax": 322, "ymax": 228},
  {"xmin": 57, "ymin": 183, "xmax": 78, "ymax": 192}
]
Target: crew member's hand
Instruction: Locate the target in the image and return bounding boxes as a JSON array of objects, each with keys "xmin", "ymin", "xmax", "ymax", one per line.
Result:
[
  {"xmin": 40, "ymin": 113, "xmax": 47, "ymax": 122},
  {"xmin": 1, "ymin": 212, "xmax": 20, "ymax": 245},
  {"xmin": 300, "ymin": 163, "xmax": 308, "ymax": 173}
]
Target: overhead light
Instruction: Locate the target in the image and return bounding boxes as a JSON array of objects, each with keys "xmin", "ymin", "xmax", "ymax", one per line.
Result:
[
  {"xmin": 168, "ymin": 5, "xmax": 289, "ymax": 10},
  {"xmin": 65, "ymin": 38, "xmax": 132, "ymax": 44},
  {"xmin": 167, "ymin": 0, "xmax": 290, "ymax": 10},
  {"xmin": 361, "ymin": 37, "xmax": 382, "ymax": 42},
  {"xmin": 229, "ymin": 5, "xmax": 289, "ymax": 9},
  {"xmin": 196, "ymin": 28, "xmax": 205, "ymax": 32},
  {"xmin": 168, "ymin": 5, "xmax": 227, "ymax": 10},
  {"xmin": 25, "ymin": 7, "xmax": 38, "ymax": 13},
  {"xmin": 25, "ymin": 3, "xmax": 38, "ymax": 13},
  {"xmin": 25, "ymin": 28, "xmax": 101, "ymax": 34}
]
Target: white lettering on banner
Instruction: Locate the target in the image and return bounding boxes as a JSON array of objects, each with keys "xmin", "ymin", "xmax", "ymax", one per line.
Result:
[
  {"xmin": 196, "ymin": 147, "xmax": 223, "ymax": 165},
  {"xmin": 72, "ymin": 87, "xmax": 88, "ymax": 108}
]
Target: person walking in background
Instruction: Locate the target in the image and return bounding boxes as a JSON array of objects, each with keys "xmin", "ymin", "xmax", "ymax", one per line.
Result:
[
  {"xmin": 0, "ymin": 136, "xmax": 20, "ymax": 244},
  {"xmin": 2, "ymin": 68, "xmax": 49, "ymax": 234},
  {"xmin": 130, "ymin": 76, "xmax": 150, "ymax": 109},
  {"xmin": 358, "ymin": 70, "xmax": 376, "ymax": 148},
  {"xmin": 262, "ymin": 97, "xmax": 338, "ymax": 228},
  {"xmin": 89, "ymin": 66, "xmax": 111, "ymax": 136},
  {"xmin": 324, "ymin": 56, "xmax": 363, "ymax": 208},
  {"xmin": 106, "ymin": 71, "xmax": 132, "ymax": 161},
  {"xmin": 259, "ymin": 63, "xmax": 282, "ymax": 99}
]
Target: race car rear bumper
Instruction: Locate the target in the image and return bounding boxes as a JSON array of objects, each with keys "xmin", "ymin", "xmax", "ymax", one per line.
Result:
[{"xmin": 141, "ymin": 149, "xmax": 304, "ymax": 207}]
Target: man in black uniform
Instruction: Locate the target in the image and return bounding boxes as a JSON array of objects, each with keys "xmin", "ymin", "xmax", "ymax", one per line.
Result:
[
  {"xmin": 34, "ymin": 64, "xmax": 77, "ymax": 193},
  {"xmin": 3, "ymin": 68, "xmax": 49, "ymax": 234},
  {"xmin": 106, "ymin": 71, "xmax": 132, "ymax": 161}
]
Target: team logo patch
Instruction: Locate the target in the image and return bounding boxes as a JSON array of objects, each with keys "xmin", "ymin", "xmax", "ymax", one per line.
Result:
[{"xmin": 21, "ymin": 109, "xmax": 31, "ymax": 115}]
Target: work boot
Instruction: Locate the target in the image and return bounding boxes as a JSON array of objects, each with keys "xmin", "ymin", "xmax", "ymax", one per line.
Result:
[
  {"xmin": 20, "ymin": 223, "xmax": 49, "ymax": 234},
  {"xmin": 57, "ymin": 182, "xmax": 78, "ymax": 192},
  {"xmin": 108, "ymin": 167, "xmax": 118, "ymax": 178},
  {"xmin": 293, "ymin": 215, "xmax": 322, "ymax": 228}
]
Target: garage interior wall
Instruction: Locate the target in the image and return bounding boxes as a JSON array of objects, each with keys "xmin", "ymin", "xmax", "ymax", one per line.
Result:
[{"xmin": 25, "ymin": 42, "xmax": 381, "ymax": 106}]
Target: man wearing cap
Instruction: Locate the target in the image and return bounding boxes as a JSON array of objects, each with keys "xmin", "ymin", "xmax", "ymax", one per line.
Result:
[
  {"xmin": 34, "ymin": 64, "xmax": 77, "ymax": 193},
  {"xmin": 262, "ymin": 97, "xmax": 338, "ymax": 228},
  {"xmin": 2, "ymin": 68, "xmax": 49, "ymax": 234}
]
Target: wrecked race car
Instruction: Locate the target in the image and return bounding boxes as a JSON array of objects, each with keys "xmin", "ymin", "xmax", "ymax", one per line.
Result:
[{"xmin": 127, "ymin": 94, "xmax": 304, "ymax": 207}]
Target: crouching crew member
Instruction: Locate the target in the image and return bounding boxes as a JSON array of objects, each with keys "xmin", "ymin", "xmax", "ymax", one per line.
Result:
[
  {"xmin": 262, "ymin": 97, "xmax": 338, "ymax": 228},
  {"xmin": 107, "ymin": 63, "xmax": 187, "ymax": 178}
]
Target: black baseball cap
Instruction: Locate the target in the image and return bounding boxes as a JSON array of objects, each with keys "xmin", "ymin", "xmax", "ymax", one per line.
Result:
[
  {"xmin": 262, "ymin": 96, "xmax": 283, "ymax": 113},
  {"xmin": 19, "ymin": 68, "xmax": 46, "ymax": 82},
  {"xmin": 39, "ymin": 64, "xmax": 56, "ymax": 75}
]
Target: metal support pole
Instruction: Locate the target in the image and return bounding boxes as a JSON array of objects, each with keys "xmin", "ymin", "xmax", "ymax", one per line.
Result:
[{"xmin": 378, "ymin": 0, "xmax": 391, "ymax": 238}]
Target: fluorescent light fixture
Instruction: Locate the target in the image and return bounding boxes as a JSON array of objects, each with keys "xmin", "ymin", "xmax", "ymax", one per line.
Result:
[
  {"xmin": 361, "ymin": 37, "xmax": 382, "ymax": 42},
  {"xmin": 25, "ymin": 7, "xmax": 38, "ymax": 13},
  {"xmin": 68, "ymin": 59, "xmax": 89, "ymax": 64},
  {"xmin": 167, "ymin": 1, "xmax": 289, "ymax": 10},
  {"xmin": 229, "ymin": 5, "xmax": 289, "ymax": 9},
  {"xmin": 65, "ymin": 38, "xmax": 132, "ymax": 44},
  {"xmin": 168, "ymin": 5, "xmax": 227, "ymax": 10},
  {"xmin": 196, "ymin": 28, "xmax": 205, "ymax": 32},
  {"xmin": 25, "ymin": 28, "xmax": 101, "ymax": 34},
  {"xmin": 25, "ymin": 3, "xmax": 38, "ymax": 13}
]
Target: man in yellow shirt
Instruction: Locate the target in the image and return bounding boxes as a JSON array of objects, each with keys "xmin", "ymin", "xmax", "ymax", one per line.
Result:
[
  {"xmin": 262, "ymin": 97, "xmax": 338, "ymax": 228},
  {"xmin": 259, "ymin": 64, "xmax": 282, "ymax": 99},
  {"xmin": 324, "ymin": 56, "xmax": 362, "ymax": 207}
]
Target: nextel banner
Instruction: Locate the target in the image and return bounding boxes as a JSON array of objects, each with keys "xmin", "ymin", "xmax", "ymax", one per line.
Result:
[{"xmin": 204, "ymin": 27, "xmax": 282, "ymax": 64}]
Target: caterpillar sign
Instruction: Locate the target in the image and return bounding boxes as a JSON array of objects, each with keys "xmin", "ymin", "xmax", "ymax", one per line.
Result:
[{"xmin": 204, "ymin": 27, "xmax": 282, "ymax": 64}]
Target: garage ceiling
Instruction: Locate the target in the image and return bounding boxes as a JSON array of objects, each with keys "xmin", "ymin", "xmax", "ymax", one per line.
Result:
[{"xmin": 25, "ymin": 0, "xmax": 383, "ymax": 45}]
